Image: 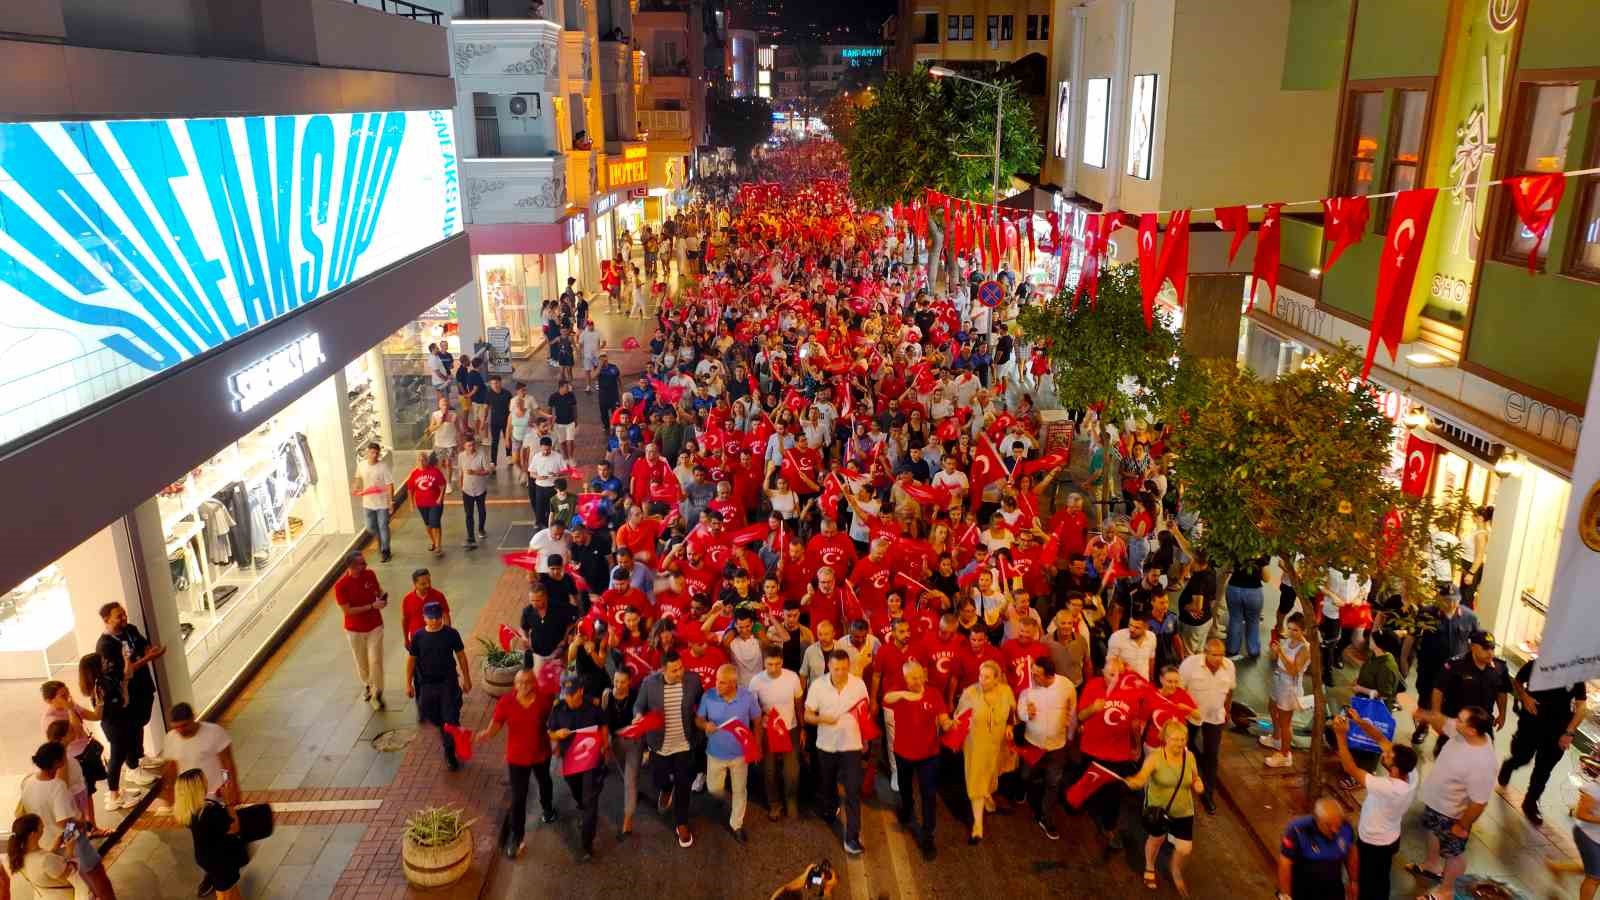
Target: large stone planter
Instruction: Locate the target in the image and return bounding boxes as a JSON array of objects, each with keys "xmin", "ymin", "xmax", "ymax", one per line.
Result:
[
  {"xmin": 401, "ymin": 826, "xmax": 472, "ymax": 888},
  {"xmin": 482, "ymin": 661, "xmax": 520, "ymax": 697}
]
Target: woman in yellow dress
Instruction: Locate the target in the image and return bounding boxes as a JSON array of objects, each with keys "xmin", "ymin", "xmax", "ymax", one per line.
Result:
[{"xmin": 956, "ymin": 659, "xmax": 1015, "ymax": 845}]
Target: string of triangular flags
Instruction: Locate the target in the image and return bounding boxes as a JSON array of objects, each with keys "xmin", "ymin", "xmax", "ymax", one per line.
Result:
[{"xmin": 896, "ymin": 166, "xmax": 1598, "ymax": 379}]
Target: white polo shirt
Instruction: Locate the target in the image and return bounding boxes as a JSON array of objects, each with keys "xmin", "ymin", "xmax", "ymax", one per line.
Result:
[
  {"xmin": 1358, "ymin": 771, "xmax": 1418, "ymax": 846},
  {"xmin": 528, "ymin": 449, "xmax": 567, "ymax": 488},
  {"xmin": 804, "ymin": 674, "xmax": 869, "ymax": 753},
  {"xmin": 1107, "ymin": 628, "xmax": 1158, "ymax": 679},
  {"xmin": 750, "ymin": 668, "xmax": 803, "ymax": 729},
  {"xmin": 1178, "ymin": 654, "xmax": 1237, "ymax": 726}
]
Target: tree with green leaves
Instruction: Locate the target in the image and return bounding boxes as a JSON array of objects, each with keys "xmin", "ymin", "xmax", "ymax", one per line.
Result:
[
  {"xmin": 940, "ymin": 74, "xmax": 1042, "ymax": 203},
  {"xmin": 1162, "ymin": 344, "xmax": 1465, "ymax": 796},
  {"xmin": 708, "ymin": 91, "xmax": 774, "ymax": 164}
]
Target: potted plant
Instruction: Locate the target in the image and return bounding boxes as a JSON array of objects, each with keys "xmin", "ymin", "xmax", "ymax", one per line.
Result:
[
  {"xmin": 477, "ymin": 637, "xmax": 523, "ymax": 697},
  {"xmin": 401, "ymin": 806, "xmax": 475, "ymax": 888}
]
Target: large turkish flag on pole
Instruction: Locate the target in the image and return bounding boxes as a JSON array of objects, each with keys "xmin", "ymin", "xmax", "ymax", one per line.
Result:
[
  {"xmin": 1400, "ymin": 433, "xmax": 1437, "ymax": 498},
  {"xmin": 1363, "ymin": 188, "xmax": 1438, "ymax": 380}
]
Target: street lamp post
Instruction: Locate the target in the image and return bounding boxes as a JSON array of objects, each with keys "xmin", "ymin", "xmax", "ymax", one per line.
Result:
[{"xmin": 929, "ymin": 65, "xmax": 1004, "ymax": 201}]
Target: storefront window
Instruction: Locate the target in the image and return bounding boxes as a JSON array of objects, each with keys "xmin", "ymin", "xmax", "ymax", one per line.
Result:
[
  {"xmin": 477, "ymin": 255, "xmax": 541, "ymax": 355},
  {"xmin": 155, "ymin": 375, "xmax": 358, "ymax": 708},
  {"xmin": 381, "ymin": 296, "xmax": 458, "ymax": 451},
  {"xmin": 1503, "ymin": 464, "xmax": 1568, "ymax": 657}
]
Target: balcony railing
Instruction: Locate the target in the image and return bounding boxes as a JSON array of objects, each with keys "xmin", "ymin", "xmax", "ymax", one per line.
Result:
[
  {"xmin": 649, "ymin": 59, "xmax": 690, "ymax": 77},
  {"xmin": 641, "ymin": 109, "xmax": 690, "ymax": 138},
  {"xmin": 351, "ymin": 0, "xmax": 442, "ymax": 25}
]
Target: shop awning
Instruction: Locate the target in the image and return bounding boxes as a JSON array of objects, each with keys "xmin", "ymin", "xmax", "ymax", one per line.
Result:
[{"xmin": 467, "ymin": 218, "xmax": 577, "ymax": 256}]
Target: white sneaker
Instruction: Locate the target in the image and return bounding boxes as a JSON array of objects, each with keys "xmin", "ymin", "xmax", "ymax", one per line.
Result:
[
  {"xmin": 1264, "ymin": 753, "xmax": 1294, "ymax": 769},
  {"xmin": 692, "ymin": 773, "xmax": 706, "ymax": 793},
  {"xmin": 110, "ymin": 791, "xmax": 142, "ymax": 810},
  {"xmin": 1257, "ymin": 733, "xmax": 1278, "ymax": 749},
  {"xmin": 125, "ymin": 767, "xmax": 158, "ymax": 786}
]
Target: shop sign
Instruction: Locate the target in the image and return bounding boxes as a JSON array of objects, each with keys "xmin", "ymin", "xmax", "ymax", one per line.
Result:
[
  {"xmin": 0, "ymin": 108, "xmax": 461, "ymax": 448},
  {"xmin": 226, "ymin": 332, "xmax": 326, "ymax": 413},
  {"xmin": 607, "ymin": 145, "xmax": 649, "ymax": 190}
]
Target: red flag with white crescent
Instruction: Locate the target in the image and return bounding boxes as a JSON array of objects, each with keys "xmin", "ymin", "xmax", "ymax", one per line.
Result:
[
  {"xmin": 720, "ymin": 718, "xmax": 763, "ymax": 764},
  {"xmin": 1249, "ymin": 202, "xmax": 1284, "ymax": 312},
  {"xmin": 1506, "ymin": 173, "xmax": 1566, "ymax": 274},
  {"xmin": 1213, "ymin": 205, "xmax": 1250, "ymax": 264},
  {"xmin": 1400, "ymin": 433, "xmax": 1437, "ymax": 498},
  {"xmin": 1364, "ymin": 188, "xmax": 1438, "ymax": 379},
  {"xmin": 1321, "ymin": 195, "xmax": 1370, "ymax": 271},
  {"xmin": 764, "ymin": 708, "xmax": 794, "ymax": 753},
  {"xmin": 561, "ymin": 725, "xmax": 606, "ymax": 776}
]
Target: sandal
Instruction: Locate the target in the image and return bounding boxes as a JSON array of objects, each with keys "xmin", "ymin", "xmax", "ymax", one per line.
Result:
[
  {"xmin": 1405, "ymin": 862, "xmax": 1443, "ymax": 882},
  {"xmin": 1143, "ymin": 869, "xmax": 1158, "ymax": 890}
]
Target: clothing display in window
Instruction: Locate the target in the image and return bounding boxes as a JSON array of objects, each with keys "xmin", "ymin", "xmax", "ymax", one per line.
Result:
[
  {"xmin": 198, "ymin": 498, "xmax": 237, "ymax": 566},
  {"xmin": 213, "ymin": 482, "xmax": 254, "ymax": 567}
]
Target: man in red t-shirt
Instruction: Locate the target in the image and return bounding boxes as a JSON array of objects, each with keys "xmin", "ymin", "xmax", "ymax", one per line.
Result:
[
  {"xmin": 955, "ymin": 628, "xmax": 1006, "ymax": 693},
  {"xmin": 915, "ymin": 614, "xmax": 967, "ymax": 707},
  {"xmin": 883, "ymin": 659, "xmax": 953, "ymax": 855},
  {"xmin": 597, "ymin": 567, "xmax": 652, "ymax": 630},
  {"xmin": 477, "ymin": 667, "xmax": 555, "ymax": 848},
  {"xmin": 400, "ymin": 568, "xmax": 450, "ymax": 649},
  {"xmin": 334, "ymin": 552, "xmax": 387, "ymax": 710},
  {"xmin": 615, "ymin": 507, "xmax": 663, "ymax": 566},
  {"xmin": 1074, "ymin": 658, "xmax": 1150, "ymax": 846},
  {"xmin": 804, "ymin": 516, "xmax": 858, "ymax": 578},
  {"xmin": 777, "ymin": 540, "xmax": 811, "ymax": 603},
  {"xmin": 628, "ymin": 444, "xmax": 674, "ymax": 510},
  {"xmin": 405, "ymin": 453, "xmax": 447, "ymax": 556},
  {"xmin": 654, "ymin": 570, "xmax": 691, "ymax": 622},
  {"xmin": 800, "ymin": 567, "xmax": 848, "ymax": 635},
  {"xmin": 850, "ymin": 540, "xmax": 894, "ymax": 619},
  {"xmin": 1001, "ymin": 619, "xmax": 1050, "ymax": 696},
  {"xmin": 1047, "ymin": 494, "xmax": 1090, "ymax": 561},
  {"xmin": 676, "ymin": 622, "xmax": 729, "ymax": 690},
  {"xmin": 1143, "ymin": 666, "xmax": 1197, "ymax": 749}
]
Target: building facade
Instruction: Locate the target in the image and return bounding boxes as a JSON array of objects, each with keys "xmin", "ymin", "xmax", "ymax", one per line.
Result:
[
  {"xmin": 0, "ymin": 0, "xmax": 471, "ymax": 813},
  {"xmin": 895, "ymin": 0, "xmax": 1054, "ymax": 73}
]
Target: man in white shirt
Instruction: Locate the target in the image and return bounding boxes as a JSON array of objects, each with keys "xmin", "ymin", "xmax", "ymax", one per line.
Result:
[
  {"xmin": 804, "ymin": 650, "xmax": 869, "ymax": 856},
  {"xmin": 1107, "ymin": 617, "xmax": 1158, "ymax": 681},
  {"xmin": 749, "ymin": 646, "xmax": 804, "ymax": 820},
  {"xmin": 1332, "ymin": 710, "xmax": 1419, "ymax": 900},
  {"xmin": 1018, "ymin": 656, "xmax": 1075, "ymax": 840},
  {"xmin": 799, "ymin": 621, "xmax": 859, "ymax": 685},
  {"xmin": 525, "ymin": 436, "xmax": 567, "ymax": 528},
  {"xmin": 457, "ymin": 436, "xmax": 491, "ymax": 549},
  {"xmin": 931, "ymin": 456, "xmax": 970, "ymax": 502},
  {"xmin": 1411, "ymin": 705, "xmax": 1498, "ymax": 898},
  {"xmin": 1177, "ymin": 639, "xmax": 1235, "ymax": 814},
  {"xmin": 527, "ymin": 518, "xmax": 572, "ymax": 573},
  {"xmin": 352, "ymin": 441, "xmax": 394, "ymax": 561},
  {"xmin": 162, "ymin": 703, "xmax": 240, "ymax": 803}
]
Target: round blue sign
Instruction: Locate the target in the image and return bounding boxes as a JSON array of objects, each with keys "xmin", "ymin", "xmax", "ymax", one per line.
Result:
[{"xmin": 977, "ymin": 280, "xmax": 1004, "ymax": 308}]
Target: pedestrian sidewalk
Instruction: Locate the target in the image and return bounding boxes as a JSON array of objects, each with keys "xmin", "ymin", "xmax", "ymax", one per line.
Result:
[{"xmin": 1211, "ymin": 627, "xmax": 1579, "ymax": 899}]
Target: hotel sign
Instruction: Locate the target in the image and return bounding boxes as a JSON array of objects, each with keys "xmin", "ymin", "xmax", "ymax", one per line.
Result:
[{"xmin": 607, "ymin": 145, "xmax": 649, "ymax": 191}]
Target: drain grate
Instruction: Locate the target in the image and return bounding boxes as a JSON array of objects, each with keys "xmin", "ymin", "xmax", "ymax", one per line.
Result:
[
  {"xmin": 500, "ymin": 522, "xmax": 536, "ymax": 550},
  {"xmin": 372, "ymin": 728, "xmax": 417, "ymax": 752}
]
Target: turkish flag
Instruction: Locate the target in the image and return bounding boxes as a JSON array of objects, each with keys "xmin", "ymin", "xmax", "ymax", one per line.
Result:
[
  {"xmin": 535, "ymin": 659, "xmax": 564, "ymax": 695},
  {"xmin": 1380, "ymin": 507, "xmax": 1406, "ymax": 566},
  {"xmin": 721, "ymin": 718, "xmax": 763, "ymax": 763},
  {"xmin": 577, "ymin": 493, "xmax": 606, "ymax": 529},
  {"xmin": 562, "ymin": 725, "xmax": 606, "ymax": 776},
  {"xmin": 968, "ymin": 435, "xmax": 1008, "ymax": 511},
  {"xmin": 765, "ymin": 708, "xmax": 794, "ymax": 754},
  {"xmin": 497, "ymin": 624, "xmax": 519, "ymax": 651},
  {"xmin": 1136, "ymin": 211, "xmax": 1191, "ymax": 329},
  {"xmin": 1400, "ymin": 433, "xmax": 1437, "ymax": 498},
  {"xmin": 1159, "ymin": 209, "xmax": 1192, "ymax": 310},
  {"xmin": 1506, "ymin": 173, "xmax": 1566, "ymax": 273},
  {"xmin": 1213, "ymin": 205, "xmax": 1251, "ymax": 264},
  {"xmin": 1321, "ymin": 195, "xmax": 1370, "ymax": 271},
  {"xmin": 1249, "ymin": 202, "xmax": 1284, "ymax": 312},
  {"xmin": 1363, "ymin": 188, "xmax": 1439, "ymax": 379},
  {"xmin": 1015, "ymin": 739, "xmax": 1046, "ymax": 767},
  {"xmin": 649, "ymin": 478, "xmax": 682, "ymax": 505},
  {"xmin": 1020, "ymin": 448, "xmax": 1070, "ymax": 477},
  {"xmin": 850, "ymin": 699, "xmax": 880, "ymax": 742},
  {"xmin": 442, "ymin": 724, "xmax": 474, "ymax": 762},
  {"xmin": 500, "ymin": 551, "xmax": 542, "ymax": 571},
  {"xmin": 901, "ymin": 481, "xmax": 954, "ymax": 509},
  {"xmin": 941, "ymin": 709, "xmax": 973, "ymax": 750},
  {"xmin": 1073, "ymin": 213, "xmax": 1102, "ymax": 309},
  {"xmin": 725, "ymin": 521, "xmax": 770, "ymax": 546},
  {"xmin": 1065, "ymin": 761, "xmax": 1124, "ymax": 809}
]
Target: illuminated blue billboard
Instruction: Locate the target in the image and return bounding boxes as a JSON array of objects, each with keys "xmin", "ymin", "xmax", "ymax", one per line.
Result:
[{"xmin": 0, "ymin": 109, "xmax": 461, "ymax": 446}]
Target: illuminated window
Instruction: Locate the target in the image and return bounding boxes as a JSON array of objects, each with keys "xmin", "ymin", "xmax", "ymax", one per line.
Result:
[
  {"xmin": 1338, "ymin": 91, "xmax": 1383, "ymax": 198},
  {"xmin": 1126, "ymin": 74, "xmax": 1157, "ymax": 179},
  {"xmin": 1083, "ymin": 77, "xmax": 1109, "ymax": 168},
  {"xmin": 1026, "ymin": 14, "xmax": 1049, "ymax": 41},
  {"xmin": 1498, "ymin": 83, "xmax": 1577, "ymax": 268}
]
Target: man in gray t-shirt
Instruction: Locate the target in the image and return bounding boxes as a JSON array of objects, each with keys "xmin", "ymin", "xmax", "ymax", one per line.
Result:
[{"xmin": 457, "ymin": 437, "xmax": 490, "ymax": 548}]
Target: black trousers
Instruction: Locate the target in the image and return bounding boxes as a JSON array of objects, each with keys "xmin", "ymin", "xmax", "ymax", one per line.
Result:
[
  {"xmin": 1189, "ymin": 722, "xmax": 1223, "ymax": 804},
  {"xmin": 816, "ymin": 749, "xmax": 863, "ymax": 844},
  {"xmin": 489, "ymin": 420, "xmax": 507, "ymax": 464},
  {"xmin": 565, "ymin": 768, "xmax": 605, "ymax": 853},
  {"xmin": 1086, "ymin": 756, "xmax": 1139, "ymax": 835},
  {"xmin": 1023, "ymin": 746, "xmax": 1069, "ymax": 822},
  {"xmin": 895, "ymin": 754, "xmax": 938, "ymax": 843},
  {"xmin": 1357, "ymin": 837, "xmax": 1398, "ymax": 900},
  {"xmin": 599, "ymin": 399, "xmax": 618, "ymax": 428},
  {"xmin": 462, "ymin": 492, "xmax": 487, "ymax": 540},
  {"xmin": 651, "ymin": 749, "xmax": 697, "ymax": 828},
  {"xmin": 1501, "ymin": 722, "xmax": 1566, "ymax": 804},
  {"xmin": 102, "ymin": 710, "xmax": 145, "ymax": 792},
  {"xmin": 502, "ymin": 761, "xmax": 556, "ymax": 848},
  {"xmin": 530, "ymin": 484, "xmax": 555, "ymax": 527}
]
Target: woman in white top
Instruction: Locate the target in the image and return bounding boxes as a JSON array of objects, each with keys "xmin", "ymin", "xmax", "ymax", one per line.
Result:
[
  {"xmin": 1263, "ymin": 612, "xmax": 1310, "ymax": 768},
  {"xmin": 508, "ymin": 387, "xmax": 533, "ymax": 467},
  {"xmin": 8, "ymin": 813, "xmax": 88, "ymax": 899},
  {"xmin": 425, "ymin": 395, "xmax": 460, "ymax": 492},
  {"xmin": 766, "ymin": 476, "xmax": 800, "ymax": 524}
]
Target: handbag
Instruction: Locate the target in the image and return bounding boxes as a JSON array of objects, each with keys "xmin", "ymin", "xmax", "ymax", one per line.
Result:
[
  {"xmin": 235, "ymin": 802, "xmax": 274, "ymax": 843},
  {"xmin": 1140, "ymin": 750, "xmax": 1187, "ymax": 836}
]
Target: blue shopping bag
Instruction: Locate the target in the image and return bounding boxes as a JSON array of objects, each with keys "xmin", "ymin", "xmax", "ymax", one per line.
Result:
[{"xmin": 1345, "ymin": 696, "xmax": 1395, "ymax": 754}]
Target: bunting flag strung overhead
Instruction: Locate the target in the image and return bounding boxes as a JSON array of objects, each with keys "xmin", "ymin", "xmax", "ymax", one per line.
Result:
[
  {"xmin": 1364, "ymin": 188, "xmax": 1439, "ymax": 380},
  {"xmin": 1074, "ymin": 213, "xmax": 1102, "ymax": 310},
  {"xmin": 1506, "ymin": 173, "xmax": 1566, "ymax": 274},
  {"xmin": 1213, "ymin": 205, "xmax": 1251, "ymax": 264},
  {"xmin": 1248, "ymin": 202, "xmax": 1284, "ymax": 312},
  {"xmin": 1321, "ymin": 195, "xmax": 1370, "ymax": 271},
  {"xmin": 1136, "ymin": 210, "xmax": 1193, "ymax": 330}
]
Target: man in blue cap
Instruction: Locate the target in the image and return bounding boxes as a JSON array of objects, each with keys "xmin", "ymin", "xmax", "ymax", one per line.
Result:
[{"xmin": 407, "ymin": 601, "xmax": 471, "ymax": 771}]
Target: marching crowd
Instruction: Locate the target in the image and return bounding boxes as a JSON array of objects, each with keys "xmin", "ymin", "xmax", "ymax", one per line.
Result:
[
  {"xmin": 13, "ymin": 162, "xmax": 1597, "ymax": 900},
  {"xmin": 328, "ymin": 172, "xmax": 1598, "ymax": 900}
]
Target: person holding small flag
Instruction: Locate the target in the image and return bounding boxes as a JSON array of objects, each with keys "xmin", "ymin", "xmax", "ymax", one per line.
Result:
[
  {"xmin": 405, "ymin": 602, "xmax": 470, "ymax": 772},
  {"xmin": 883, "ymin": 659, "xmax": 954, "ymax": 858},
  {"xmin": 750, "ymin": 645, "xmax": 805, "ymax": 820},
  {"xmin": 804, "ymin": 650, "xmax": 870, "ymax": 856},
  {"xmin": 695, "ymin": 664, "xmax": 764, "ymax": 843},
  {"xmin": 635, "ymin": 651, "xmax": 705, "ymax": 849},
  {"xmin": 547, "ymin": 675, "xmax": 610, "ymax": 863},
  {"xmin": 1017, "ymin": 656, "xmax": 1075, "ymax": 841},
  {"xmin": 477, "ymin": 667, "xmax": 556, "ymax": 859}
]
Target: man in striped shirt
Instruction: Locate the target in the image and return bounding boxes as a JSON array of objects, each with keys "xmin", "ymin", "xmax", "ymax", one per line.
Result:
[{"xmin": 636, "ymin": 652, "xmax": 705, "ymax": 848}]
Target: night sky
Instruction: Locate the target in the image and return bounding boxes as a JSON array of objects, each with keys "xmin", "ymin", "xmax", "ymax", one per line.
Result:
[{"xmin": 779, "ymin": 0, "xmax": 897, "ymax": 40}]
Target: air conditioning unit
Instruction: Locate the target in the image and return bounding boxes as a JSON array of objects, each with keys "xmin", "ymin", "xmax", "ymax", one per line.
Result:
[{"xmin": 508, "ymin": 93, "xmax": 542, "ymax": 118}]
